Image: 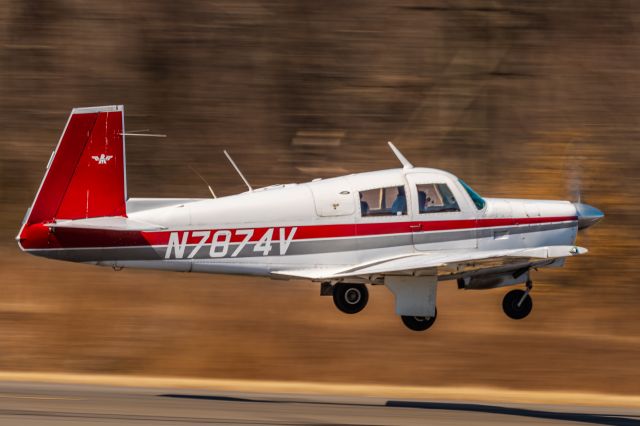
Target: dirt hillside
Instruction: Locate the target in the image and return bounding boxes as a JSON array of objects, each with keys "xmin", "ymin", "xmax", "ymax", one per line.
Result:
[{"xmin": 0, "ymin": 1, "xmax": 639, "ymax": 395}]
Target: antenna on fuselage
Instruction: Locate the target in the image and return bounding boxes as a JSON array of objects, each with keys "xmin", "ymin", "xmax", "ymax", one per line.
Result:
[
  {"xmin": 188, "ymin": 165, "xmax": 217, "ymax": 198},
  {"xmin": 223, "ymin": 150, "xmax": 253, "ymax": 192},
  {"xmin": 387, "ymin": 141, "xmax": 414, "ymax": 170}
]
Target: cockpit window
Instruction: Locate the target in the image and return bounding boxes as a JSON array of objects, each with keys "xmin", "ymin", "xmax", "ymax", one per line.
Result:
[
  {"xmin": 416, "ymin": 183, "xmax": 460, "ymax": 213},
  {"xmin": 359, "ymin": 186, "xmax": 407, "ymax": 216},
  {"xmin": 458, "ymin": 179, "xmax": 486, "ymax": 210}
]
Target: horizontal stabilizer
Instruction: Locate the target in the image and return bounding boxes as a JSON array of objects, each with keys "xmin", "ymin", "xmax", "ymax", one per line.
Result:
[{"xmin": 46, "ymin": 216, "xmax": 166, "ymax": 231}]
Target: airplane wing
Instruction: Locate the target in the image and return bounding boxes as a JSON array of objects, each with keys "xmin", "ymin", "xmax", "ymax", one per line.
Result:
[
  {"xmin": 272, "ymin": 245, "xmax": 587, "ymax": 280},
  {"xmin": 45, "ymin": 216, "xmax": 167, "ymax": 231}
]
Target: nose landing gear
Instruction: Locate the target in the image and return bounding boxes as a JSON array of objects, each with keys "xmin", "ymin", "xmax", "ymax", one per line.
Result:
[{"xmin": 502, "ymin": 279, "xmax": 533, "ymax": 320}]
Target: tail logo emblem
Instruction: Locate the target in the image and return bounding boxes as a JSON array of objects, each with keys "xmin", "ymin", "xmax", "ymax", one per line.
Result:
[{"xmin": 92, "ymin": 154, "xmax": 113, "ymax": 165}]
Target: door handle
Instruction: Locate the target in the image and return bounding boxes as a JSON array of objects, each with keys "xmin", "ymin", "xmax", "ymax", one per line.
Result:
[{"xmin": 409, "ymin": 224, "xmax": 422, "ymax": 230}]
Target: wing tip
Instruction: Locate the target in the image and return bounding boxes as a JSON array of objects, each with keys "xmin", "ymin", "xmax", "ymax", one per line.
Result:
[{"xmin": 571, "ymin": 246, "xmax": 588, "ymax": 255}]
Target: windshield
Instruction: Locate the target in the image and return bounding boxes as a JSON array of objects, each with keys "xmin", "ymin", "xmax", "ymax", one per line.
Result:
[{"xmin": 458, "ymin": 179, "xmax": 486, "ymax": 210}]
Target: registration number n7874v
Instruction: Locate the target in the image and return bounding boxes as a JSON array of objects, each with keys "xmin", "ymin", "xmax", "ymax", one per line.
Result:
[{"xmin": 164, "ymin": 227, "xmax": 298, "ymax": 259}]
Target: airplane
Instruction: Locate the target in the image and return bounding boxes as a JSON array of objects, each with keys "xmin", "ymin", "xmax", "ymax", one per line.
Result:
[{"xmin": 16, "ymin": 105, "xmax": 604, "ymax": 332}]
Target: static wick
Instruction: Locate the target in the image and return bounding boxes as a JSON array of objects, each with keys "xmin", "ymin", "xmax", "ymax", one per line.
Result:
[
  {"xmin": 224, "ymin": 150, "xmax": 253, "ymax": 192},
  {"xmin": 120, "ymin": 132, "xmax": 167, "ymax": 138}
]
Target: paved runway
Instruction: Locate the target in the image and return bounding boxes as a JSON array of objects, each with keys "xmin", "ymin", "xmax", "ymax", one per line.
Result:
[{"xmin": 0, "ymin": 381, "xmax": 637, "ymax": 425}]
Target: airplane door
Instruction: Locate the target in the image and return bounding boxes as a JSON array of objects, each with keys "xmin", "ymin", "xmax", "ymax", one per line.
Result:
[{"xmin": 406, "ymin": 173, "xmax": 477, "ymax": 251}]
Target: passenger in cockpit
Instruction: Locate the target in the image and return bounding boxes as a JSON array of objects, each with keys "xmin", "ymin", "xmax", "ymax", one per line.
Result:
[
  {"xmin": 391, "ymin": 186, "xmax": 407, "ymax": 215},
  {"xmin": 360, "ymin": 192, "xmax": 369, "ymax": 216}
]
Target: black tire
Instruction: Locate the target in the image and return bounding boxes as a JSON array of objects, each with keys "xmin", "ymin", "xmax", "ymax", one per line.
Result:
[
  {"xmin": 401, "ymin": 308, "xmax": 437, "ymax": 332},
  {"xmin": 333, "ymin": 283, "xmax": 368, "ymax": 314},
  {"xmin": 502, "ymin": 289, "xmax": 533, "ymax": 320}
]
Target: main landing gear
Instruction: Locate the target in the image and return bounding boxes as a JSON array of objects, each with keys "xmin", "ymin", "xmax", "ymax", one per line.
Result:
[
  {"xmin": 401, "ymin": 308, "xmax": 437, "ymax": 332},
  {"xmin": 502, "ymin": 279, "xmax": 533, "ymax": 320},
  {"xmin": 332, "ymin": 283, "xmax": 369, "ymax": 314},
  {"xmin": 329, "ymin": 283, "xmax": 437, "ymax": 331}
]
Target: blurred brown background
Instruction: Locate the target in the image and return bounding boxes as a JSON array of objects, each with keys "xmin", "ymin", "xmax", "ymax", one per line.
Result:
[{"xmin": 1, "ymin": 1, "xmax": 639, "ymax": 395}]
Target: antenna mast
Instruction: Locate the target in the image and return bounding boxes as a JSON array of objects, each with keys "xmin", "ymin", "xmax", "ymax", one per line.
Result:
[
  {"xmin": 387, "ymin": 141, "xmax": 414, "ymax": 170},
  {"xmin": 223, "ymin": 150, "xmax": 253, "ymax": 192},
  {"xmin": 188, "ymin": 165, "xmax": 217, "ymax": 198}
]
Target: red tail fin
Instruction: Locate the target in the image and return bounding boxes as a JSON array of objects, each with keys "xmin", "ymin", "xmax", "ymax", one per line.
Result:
[{"xmin": 24, "ymin": 105, "xmax": 127, "ymax": 226}]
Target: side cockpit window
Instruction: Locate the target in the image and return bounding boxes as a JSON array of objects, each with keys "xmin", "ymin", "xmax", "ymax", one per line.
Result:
[
  {"xmin": 359, "ymin": 186, "xmax": 407, "ymax": 216},
  {"xmin": 416, "ymin": 183, "xmax": 460, "ymax": 213}
]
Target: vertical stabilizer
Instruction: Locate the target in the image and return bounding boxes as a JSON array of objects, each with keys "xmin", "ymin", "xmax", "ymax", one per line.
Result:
[{"xmin": 23, "ymin": 105, "xmax": 127, "ymax": 227}]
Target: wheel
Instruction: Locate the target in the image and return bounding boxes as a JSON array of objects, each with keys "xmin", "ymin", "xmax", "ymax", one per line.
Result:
[
  {"xmin": 401, "ymin": 308, "xmax": 437, "ymax": 332},
  {"xmin": 502, "ymin": 289, "xmax": 533, "ymax": 320},
  {"xmin": 332, "ymin": 283, "xmax": 368, "ymax": 314}
]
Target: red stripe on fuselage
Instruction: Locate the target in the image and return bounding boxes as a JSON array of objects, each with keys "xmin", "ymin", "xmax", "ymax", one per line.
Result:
[{"xmin": 20, "ymin": 216, "xmax": 578, "ymax": 250}]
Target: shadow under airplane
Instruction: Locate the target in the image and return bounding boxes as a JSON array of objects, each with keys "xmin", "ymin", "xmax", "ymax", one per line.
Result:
[{"xmin": 159, "ymin": 394, "xmax": 640, "ymax": 426}]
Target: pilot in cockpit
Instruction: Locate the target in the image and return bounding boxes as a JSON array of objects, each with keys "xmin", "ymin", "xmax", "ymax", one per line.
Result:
[{"xmin": 418, "ymin": 190, "xmax": 427, "ymax": 213}]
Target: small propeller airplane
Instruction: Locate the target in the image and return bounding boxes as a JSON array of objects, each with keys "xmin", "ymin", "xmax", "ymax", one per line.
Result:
[{"xmin": 17, "ymin": 105, "xmax": 604, "ymax": 332}]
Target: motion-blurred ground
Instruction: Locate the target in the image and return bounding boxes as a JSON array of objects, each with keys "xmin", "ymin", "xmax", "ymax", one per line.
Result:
[{"xmin": 0, "ymin": 1, "xmax": 639, "ymax": 395}]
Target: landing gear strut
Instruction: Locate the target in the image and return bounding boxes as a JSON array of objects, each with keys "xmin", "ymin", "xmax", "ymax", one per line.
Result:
[
  {"xmin": 333, "ymin": 283, "xmax": 368, "ymax": 314},
  {"xmin": 401, "ymin": 308, "xmax": 438, "ymax": 332},
  {"xmin": 502, "ymin": 279, "xmax": 533, "ymax": 320}
]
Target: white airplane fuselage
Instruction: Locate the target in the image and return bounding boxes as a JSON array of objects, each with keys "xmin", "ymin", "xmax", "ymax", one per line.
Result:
[{"xmin": 25, "ymin": 167, "xmax": 578, "ymax": 280}]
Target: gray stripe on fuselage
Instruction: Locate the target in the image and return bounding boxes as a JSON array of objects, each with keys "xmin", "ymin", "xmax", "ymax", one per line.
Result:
[
  {"xmin": 413, "ymin": 221, "xmax": 575, "ymax": 246},
  {"xmin": 26, "ymin": 221, "xmax": 577, "ymax": 262}
]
